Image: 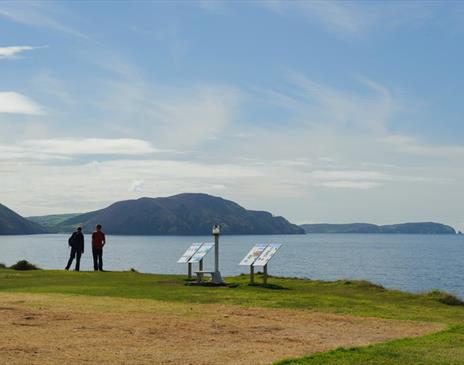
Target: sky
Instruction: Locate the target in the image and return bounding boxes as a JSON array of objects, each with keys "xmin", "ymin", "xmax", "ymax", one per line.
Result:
[{"xmin": 1, "ymin": 0, "xmax": 464, "ymax": 229}]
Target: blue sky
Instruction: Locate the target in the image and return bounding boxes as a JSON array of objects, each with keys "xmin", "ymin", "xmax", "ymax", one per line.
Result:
[{"xmin": 1, "ymin": 0, "xmax": 464, "ymax": 229}]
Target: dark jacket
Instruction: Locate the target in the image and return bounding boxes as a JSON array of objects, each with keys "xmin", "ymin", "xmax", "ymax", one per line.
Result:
[{"xmin": 69, "ymin": 231, "xmax": 85, "ymax": 253}]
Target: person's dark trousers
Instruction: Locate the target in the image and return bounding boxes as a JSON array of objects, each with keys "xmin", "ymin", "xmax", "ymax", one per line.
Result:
[
  {"xmin": 92, "ymin": 248, "xmax": 103, "ymax": 271},
  {"xmin": 66, "ymin": 247, "xmax": 82, "ymax": 271}
]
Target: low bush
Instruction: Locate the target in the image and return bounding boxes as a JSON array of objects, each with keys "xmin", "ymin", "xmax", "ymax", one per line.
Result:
[
  {"xmin": 9, "ymin": 260, "xmax": 40, "ymax": 271},
  {"xmin": 0, "ymin": 263, "xmax": 6, "ymax": 269},
  {"xmin": 427, "ymin": 289, "xmax": 464, "ymax": 306}
]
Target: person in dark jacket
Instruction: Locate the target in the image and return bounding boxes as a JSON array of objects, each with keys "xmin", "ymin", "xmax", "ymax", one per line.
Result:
[{"xmin": 65, "ymin": 226, "xmax": 84, "ymax": 271}]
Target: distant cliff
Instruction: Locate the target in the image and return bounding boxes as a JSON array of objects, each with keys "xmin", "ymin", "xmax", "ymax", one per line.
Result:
[
  {"xmin": 0, "ymin": 203, "xmax": 47, "ymax": 235},
  {"xmin": 300, "ymin": 222, "xmax": 456, "ymax": 234},
  {"xmin": 46, "ymin": 193, "xmax": 304, "ymax": 235}
]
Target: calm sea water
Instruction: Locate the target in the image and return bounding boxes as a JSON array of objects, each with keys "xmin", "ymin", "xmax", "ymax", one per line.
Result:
[{"xmin": 0, "ymin": 234, "xmax": 463, "ymax": 298}]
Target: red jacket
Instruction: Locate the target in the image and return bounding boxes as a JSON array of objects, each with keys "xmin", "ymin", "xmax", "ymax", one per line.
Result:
[{"xmin": 92, "ymin": 231, "xmax": 106, "ymax": 250}]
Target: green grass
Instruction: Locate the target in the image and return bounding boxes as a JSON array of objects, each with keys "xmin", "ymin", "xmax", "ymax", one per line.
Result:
[
  {"xmin": 0, "ymin": 268, "xmax": 463, "ymax": 364},
  {"xmin": 275, "ymin": 326, "xmax": 464, "ymax": 365}
]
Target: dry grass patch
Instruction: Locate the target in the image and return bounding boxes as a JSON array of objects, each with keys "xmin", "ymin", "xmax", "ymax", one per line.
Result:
[{"xmin": 0, "ymin": 293, "xmax": 443, "ymax": 365}]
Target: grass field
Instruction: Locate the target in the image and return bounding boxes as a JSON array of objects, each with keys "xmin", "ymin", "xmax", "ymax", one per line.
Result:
[{"xmin": 0, "ymin": 268, "xmax": 463, "ymax": 364}]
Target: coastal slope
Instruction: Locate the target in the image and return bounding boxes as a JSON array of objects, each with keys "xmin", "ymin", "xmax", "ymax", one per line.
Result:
[
  {"xmin": 27, "ymin": 213, "xmax": 79, "ymax": 229},
  {"xmin": 0, "ymin": 203, "xmax": 47, "ymax": 235},
  {"xmin": 52, "ymin": 193, "xmax": 304, "ymax": 235},
  {"xmin": 301, "ymin": 222, "xmax": 456, "ymax": 234}
]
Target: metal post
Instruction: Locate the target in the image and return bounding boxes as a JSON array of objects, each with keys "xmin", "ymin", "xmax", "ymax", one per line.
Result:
[
  {"xmin": 199, "ymin": 259, "xmax": 203, "ymax": 271},
  {"xmin": 212, "ymin": 225, "xmax": 223, "ymax": 284},
  {"xmin": 188, "ymin": 262, "xmax": 192, "ymax": 279},
  {"xmin": 214, "ymin": 233, "xmax": 219, "ymax": 273},
  {"xmin": 250, "ymin": 265, "xmax": 255, "ymax": 284},
  {"xmin": 263, "ymin": 264, "xmax": 268, "ymax": 286}
]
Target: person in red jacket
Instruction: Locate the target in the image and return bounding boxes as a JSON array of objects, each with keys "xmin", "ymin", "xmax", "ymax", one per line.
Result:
[{"xmin": 92, "ymin": 224, "xmax": 106, "ymax": 271}]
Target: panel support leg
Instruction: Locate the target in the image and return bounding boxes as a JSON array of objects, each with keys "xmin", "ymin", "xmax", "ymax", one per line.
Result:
[
  {"xmin": 250, "ymin": 265, "xmax": 255, "ymax": 285},
  {"xmin": 188, "ymin": 262, "xmax": 192, "ymax": 279},
  {"xmin": 263, "ymin": 264, "xmax": 268, "ymax": 286}
]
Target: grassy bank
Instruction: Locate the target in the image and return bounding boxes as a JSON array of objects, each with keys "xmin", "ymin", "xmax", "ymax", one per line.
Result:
[{"xmin": 0, "ymin": 268, "xmax": 463, "ymax": 364}]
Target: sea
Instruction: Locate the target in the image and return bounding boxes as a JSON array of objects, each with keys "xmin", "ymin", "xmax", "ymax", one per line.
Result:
[{"xmin": 1, "ymin": 233, "xmax": 463, "ymax": 298}]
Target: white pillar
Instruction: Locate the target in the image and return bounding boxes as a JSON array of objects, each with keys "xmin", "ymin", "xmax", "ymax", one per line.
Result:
[{"xmin": 212, "ymin": 225, "xmax": 223, "ymax": 284}]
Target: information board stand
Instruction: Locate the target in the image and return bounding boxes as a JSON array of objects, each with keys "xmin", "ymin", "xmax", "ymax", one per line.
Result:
[
  {"xmin": 177, "ymin": 242, "xmax": 207, "ymax": 279},
  {"xmin": 239, "ymin": 243, "xmax": 282, "ymax": 285},
  {"xmin": 239, "ymin": 243, "xmax": 268, "ymax": 284},
  {"xmin": 188, "ymin": 242, "xmax": 214, "ymax": 282},
  {"xmin": 253, "ymin": 243, "xmax": 282, "ymax": 285}
]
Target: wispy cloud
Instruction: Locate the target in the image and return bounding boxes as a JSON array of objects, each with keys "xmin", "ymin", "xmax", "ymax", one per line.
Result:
[
  {"xmin": 0, "ymin": 1, "xmax": 88, "ymax": 39},
  {"xmin": 320, "ymin": 180, "xmax": 380, "ymax": 189},
  {"xmin": 260, "ymin": 0, "xmax": 433, "ymax": 39},
  {"xmin": 0, "ymin": 92, "xmax": 45, "ymax": 115},
  {"xmin": 197, "ymin": 0, "xmax": 228, "ymax": 14},
  {"xmin": 262, "ymin": 73, "xmax": 395, "ymax": 132},
  {"xmin": 97, "ymin": 78, "xmax": 240, "ymax": 148},
  {"xmin": 385, "ymin": 135, "xmax": 464, "ymax": 158},
  {"xmin": 21, "ymin": 138, "xmax": 158, "ymax": 156},
  {"xmin": 0, "ymin": 45, "xmax": 46, "ymax": 59},
  {"xmin": 0, "ymin": 138, "xmax": 158, "ymax": 161},
  {"xmin": 310, "ymin": 169, "xmax": 388, "ymax": 189}
]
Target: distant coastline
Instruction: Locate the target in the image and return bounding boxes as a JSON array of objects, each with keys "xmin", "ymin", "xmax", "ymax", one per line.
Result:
[
  {"xmin": 300, "ymin": 222, "xmax": 457, "ymax": 235},
  {"xmin": 12, "ymin": 193, "xmax": 304, "ymax": 236}
]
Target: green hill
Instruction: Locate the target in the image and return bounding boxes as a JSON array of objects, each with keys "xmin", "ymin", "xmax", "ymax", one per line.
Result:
[
  {"xmin": 27, "ymin": 213, "xmax": 80, "ymax": 228},
  {"xmin": 0, "ymin": 203, "xmax": 47, "ymax": 235},
  {"xmin": 49, "ymin": 193, "xmax": 304, "ymax": 235}
]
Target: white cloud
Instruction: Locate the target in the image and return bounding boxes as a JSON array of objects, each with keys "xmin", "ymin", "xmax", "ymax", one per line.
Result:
[
  {"xmin": 0, "ymin": 92, "xmax": 45, "ymax": 115},
  {"xmin": 310, "ymin": 169, "xmax": 389, "ymax": 189},
  {"xmin": 0, "ymin": 62, "xmax": 462, "ymax": 227},
  {"xmin": 0, "ymin": 158, "xmax": 263, "ymax": 215},
  {"xmin": 320, "ymin": 180, "xmax": 380, "ymax": 189},
  {"xmin": 311, "ymin": 170, "xmax": 389, "ymax": 181},
  {"xmin": 385, "ymin": 135, "xmax": 464, "ymax": 158},
  {"xmin": 0, "ymin": 138, "xmax": 158, "ymax": 161},
  {"xmin": 21, "ymin": 138, "xmax": 158, "ymax": 156},
  {"xmin": 0, "ymin": 145, "xmax": 70, "ymax": 161},
  {"xmin": 129, "ymin": 179, "xmax": 144, "ymax": 193},
  {"xmin": 0, "ymin": 45, "xmax": 45, "ymax": 59}
]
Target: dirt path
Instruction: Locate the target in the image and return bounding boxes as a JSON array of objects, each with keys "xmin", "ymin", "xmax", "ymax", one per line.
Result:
[{"xmin": 0, "ymin": 293, "xmax": 443, "ymax": 365}]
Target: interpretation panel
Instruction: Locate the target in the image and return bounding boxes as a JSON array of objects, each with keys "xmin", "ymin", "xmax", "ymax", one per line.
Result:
[
  {"xmin": 239, "ymin": 243, "xmax": 268, "ymax": 266},
  {"xmin": 253, "ymin": 243, "xmax": 282, "ymax": 267},
  {"xmin": 188, "ymin": 242, "xmax": 214, "ymax": 263},
  {"xmin": 177, "ymin": 242, "xmax": 203, "ymax": 263}
]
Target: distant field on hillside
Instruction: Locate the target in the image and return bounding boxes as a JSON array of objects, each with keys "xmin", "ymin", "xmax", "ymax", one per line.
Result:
[{"xmin": 27, "ymin": 213, "xmax": 80, "ymax": 229}]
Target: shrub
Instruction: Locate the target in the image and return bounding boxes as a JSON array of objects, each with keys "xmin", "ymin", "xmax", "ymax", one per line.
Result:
[
  {"xmin": 341, "ymin": 279, "xmax": 385, "ymax": 290},
  {"xmin": 427, "ymin": 290, "xmax": 464, "ymax": 306},
  {"xmin": 9, "ymin": 260, "xmax": 40, "ymax": 271},
  {"xmin": 0, "ymin": 263, "xmax": 6, "ymax": 269}
]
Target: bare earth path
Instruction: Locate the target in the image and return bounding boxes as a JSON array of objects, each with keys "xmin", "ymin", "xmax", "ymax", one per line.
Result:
[{"xmin": 0, "ymin": 293, "xmax": 443, "ymax": 365}]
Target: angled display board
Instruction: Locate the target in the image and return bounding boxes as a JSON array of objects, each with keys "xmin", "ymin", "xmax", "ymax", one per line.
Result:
[
  {"xmin": 253, "ymin": 243, "xmax": 282, "ymax": 267},
  {"xmin": 177, "ymin": 242, "xmax": 203, "ymax": 264},
  {"xmin": 189, "ymin": 242, "xmax": 214, "ymax": 263},
  {"xmin": 239, "ymin": 243, "xmax": 268, "ymax": 266}
]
